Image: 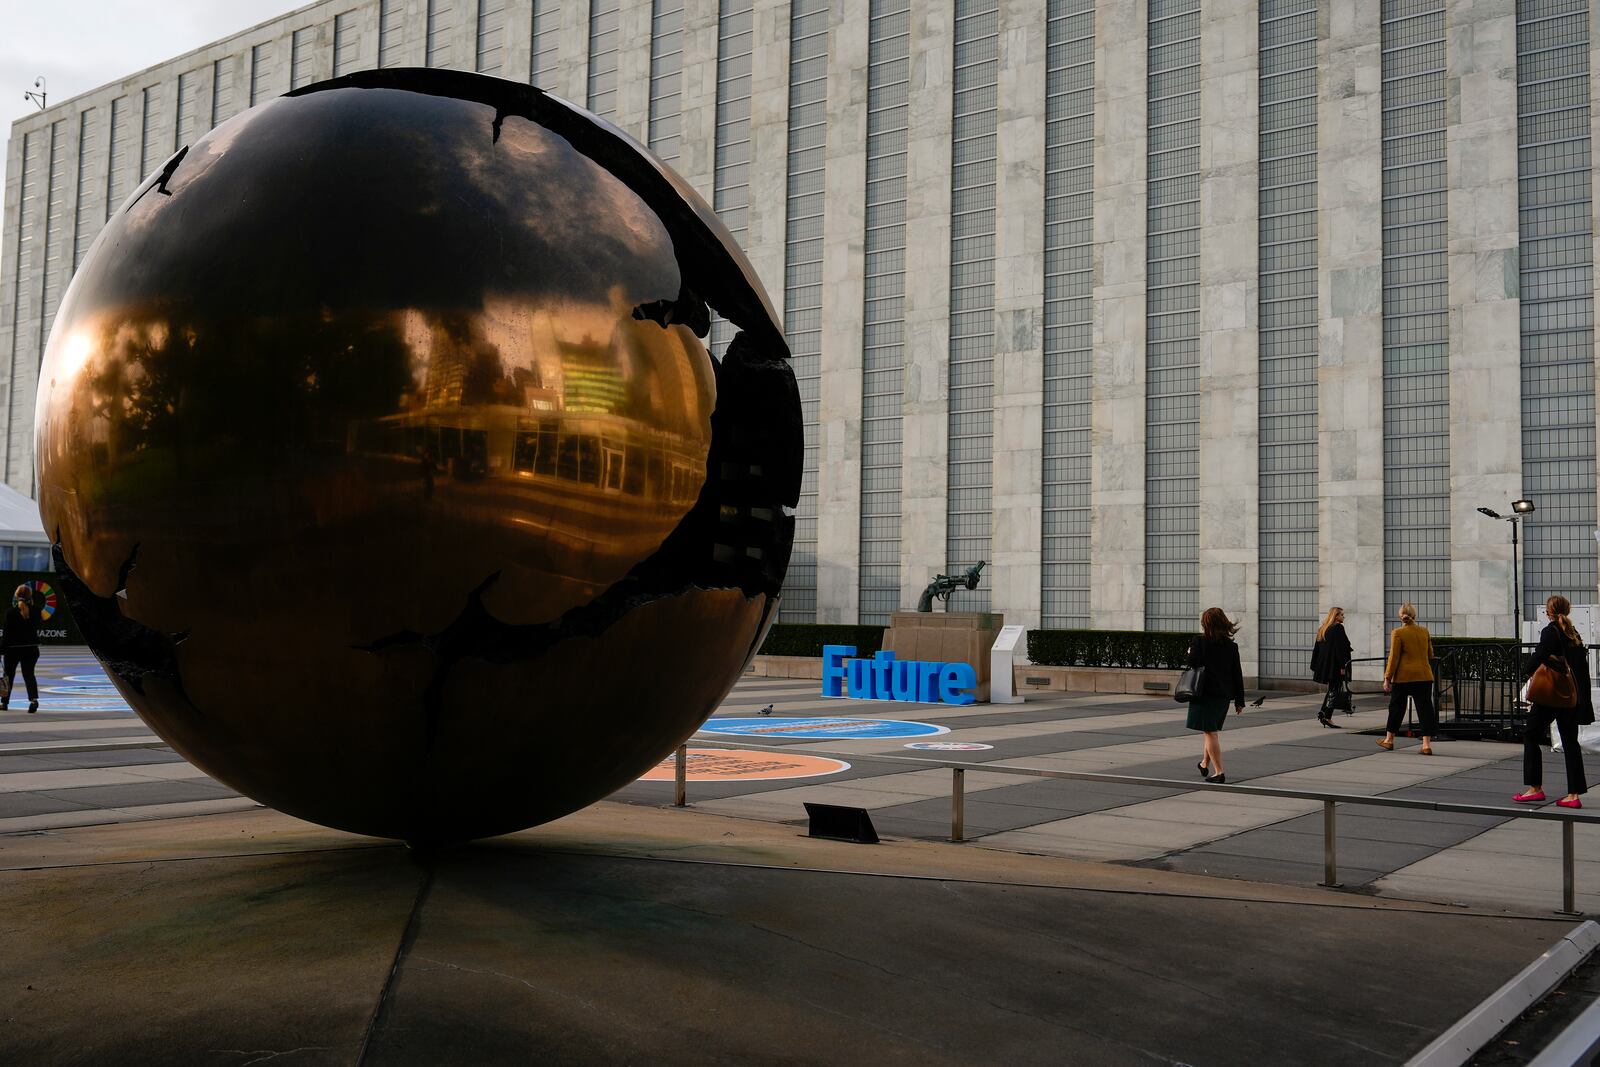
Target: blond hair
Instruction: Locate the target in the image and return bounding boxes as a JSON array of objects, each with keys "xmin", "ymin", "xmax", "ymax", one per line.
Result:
[
  {"xmin": 1399, "ymin": 602, "xmax": 1417, "ymax": 625},
  {"xmin": 1317, "ymin": 607, "xmax": 1343, "ymax": 642},
  {"xmin": 1548, "ymin": 595, "xmax": 1584, "ymax": 647}
]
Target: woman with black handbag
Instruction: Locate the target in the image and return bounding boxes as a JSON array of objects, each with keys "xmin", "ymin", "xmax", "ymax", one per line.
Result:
[
  {"xmin": 1188, "ymin": 607, "xmax": 1246, "ymax": 784},
  {"xmin": 1311, "ymin": 606, "xmax": 1354, "ymax": 728},
  {"xmin": 1514, "ymin": 595, "xmax": 1593, "ymax": 808}
]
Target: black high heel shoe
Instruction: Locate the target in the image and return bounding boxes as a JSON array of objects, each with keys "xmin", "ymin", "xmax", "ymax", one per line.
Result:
[
  {"xmin": 1198, "ymin": 760, "xmax": 1208, "ymax": 778},
  {"xmin": 1317, "ymin": 715, "xmax": 1342, "ymax": 729},
  {"xmin": 1206, "ymin": 772, "xmax": 1227, "ymax": 784}
]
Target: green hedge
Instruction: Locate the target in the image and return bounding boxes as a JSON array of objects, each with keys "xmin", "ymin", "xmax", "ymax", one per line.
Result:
[
  {"xmin": 758, "ymin": 623, "xmax": 886, "ymax": 658},
  {"xmin": 1027, "ymin": 629, "xmax": 1193, "ymax": 669}
]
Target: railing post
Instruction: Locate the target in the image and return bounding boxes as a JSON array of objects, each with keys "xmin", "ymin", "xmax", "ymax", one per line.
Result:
[
  {"xmin": 674, "ymin": 744, "xmax": 687, "ymax": 807},
  {"xmin": 1561, "ymin": 817, "xmax": 1579, "ymax": 916},
  {"xmin": 952, "ymin": 767, "xmax": 965, "ymax": 842},
  {"xmin": 1320, "ymin": 800, "xmax": 1341, "ymax": 888}
]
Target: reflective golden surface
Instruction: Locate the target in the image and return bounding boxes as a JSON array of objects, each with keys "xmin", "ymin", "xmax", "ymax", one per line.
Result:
[{"xmin": 35, "ymin": 70, "xmax": 800, "ymax": 842}]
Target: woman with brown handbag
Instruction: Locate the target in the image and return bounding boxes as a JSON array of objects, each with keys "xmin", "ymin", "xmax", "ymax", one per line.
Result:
[{"xmin": 1515, "ymin": 595, "xmax": 1593, "ymax": 808}]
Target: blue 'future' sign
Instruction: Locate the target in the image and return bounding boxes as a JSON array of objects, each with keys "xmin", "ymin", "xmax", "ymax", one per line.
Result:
[{"xmin": 822, "ymin": 645, "xmax": 978, "ymax": 705}]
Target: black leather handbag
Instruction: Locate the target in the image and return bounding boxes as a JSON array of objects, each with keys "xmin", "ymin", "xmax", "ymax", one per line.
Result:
[
  {"xmin": 1322, "ymin": 682, "xmax": 1353, "ymax": 715},
  {"xmin": 1174, "ymin": 666, "xmax": 1206, "ymax": 704}
]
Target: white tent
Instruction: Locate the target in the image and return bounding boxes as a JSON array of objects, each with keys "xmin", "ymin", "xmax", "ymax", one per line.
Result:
[{"xmin": 0, "ymin": 485, "xmax": 47, "ymax": 546}]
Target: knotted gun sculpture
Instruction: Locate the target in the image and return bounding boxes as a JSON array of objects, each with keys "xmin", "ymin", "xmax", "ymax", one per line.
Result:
[{"xmin": 916, "ymin": 560, "xmax": 986, "ymax": 612}]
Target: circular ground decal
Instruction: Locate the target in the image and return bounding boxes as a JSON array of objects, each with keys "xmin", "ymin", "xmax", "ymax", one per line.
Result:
[
  {"xmin": 904, "ymin": 741, "xmax": 993, "ymax": 751},
  {"xmin": 44, "ymin": 684, "xmax": 122, "ymax": 695},
  {"xmin": 697, "ymin": 717, "xmax": 949, "ymax": 739},
  {"xmin": 638, "ymin": 748, "xmax": 850, "ymax": 782}
]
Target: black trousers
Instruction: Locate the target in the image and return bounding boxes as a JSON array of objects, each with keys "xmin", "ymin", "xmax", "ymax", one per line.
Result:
[
  {"xmin": 1386, "ymin": 680, "xmax": 1437, "ymax": 736},
  {"xmin": 1524, "ymin": 705, "xmax": 1589, "ymax": 795},
  {"xmin": 3, "ymin": 645, "xmax": 38, "ymax": 703}
]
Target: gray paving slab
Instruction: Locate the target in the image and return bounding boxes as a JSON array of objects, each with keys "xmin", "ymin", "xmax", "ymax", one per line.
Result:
[
  {"xmin": 1270, "ymin": 808, "xmax": 1506, "ymax": 847},
  {"xmin": 0, "ymin": 791, "xmax": 98, "ymax": 819},
  {"xmin": 24, "ymin": 748, "xmax": 188, "ymax": 770},
  {"xmin": 1143, "ymin": 850, "xmax": 1391, "ymax": 891},
  {"xmin": 31, "ymin": 779, "xmax": 237, "ymax": 809}
]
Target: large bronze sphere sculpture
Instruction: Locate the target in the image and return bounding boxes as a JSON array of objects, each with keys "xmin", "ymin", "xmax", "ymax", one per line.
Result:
[{"xmin": 35, "ymin": 70, "xmax": 800, "ymax": 842}]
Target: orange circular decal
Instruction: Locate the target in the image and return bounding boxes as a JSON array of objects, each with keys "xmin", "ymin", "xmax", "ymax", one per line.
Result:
[{"xmin": 639, "ymin": 748, "xmax": 850, "ymax": 782}]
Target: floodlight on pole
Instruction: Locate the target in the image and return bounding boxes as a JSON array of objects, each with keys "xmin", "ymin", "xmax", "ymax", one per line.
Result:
[
  {"xmin": 22, "ymin": 77, "xmax": 45, "ymax": 111},
  {"xmin": 1479, "ymin": 501, "xmax": 1532, "ymax": 641},
  {"xmin": 1513, "ymin": 499, "xmax": 1536, "ymax": 514}
]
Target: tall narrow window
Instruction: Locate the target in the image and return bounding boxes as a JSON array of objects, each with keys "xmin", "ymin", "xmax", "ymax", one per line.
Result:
[
  {"xmin": 1144, "ymin": 0, "xmax": 1202, "ymax": 630},
  {"xmin": 380, "ymin": 0, "xmax": 407, "ymax": 67},
  {"xmin": 530, "ymin": 2, "xmax": 562, "ymax": 88},
  {"xmin": 334, "ymin": 11, "xmax": 361, "ymax": 76},
  {"xmin": 73, "ymin": 106, "xmax": 104, "ymax": 268},
  {"xmin": 39, "ymin": 120, "xmax": 68, "ymax": 370},
  {"xmin": 1517, "ymin": 0, "xmax": 1596, "ymax": 620},
  {"xmin": 1380, "ymin": 0, "xmax": 1450, "ymax": 629},
  {"xmin": 107, "ymin": 96, "xmax": 133, "ymax": 217},
  {"xmin": 140, "ymin": 84, "xmax": 168, "ymax": 179},
  {"xmin": 212, "ymin": 56, "xmax": 238, "ymax": 126},
  {"xmin": 649, "ymin": 0, "xmax": 686, "ymax": 164},
  {"xmin": 1041, "ymin": 0, "xmax": 1095, "ymax": 628},
  {"xmin": 427, "ymin": 1, "xmax": 457, "ymax": 68},
  {"xmin": 292, "ymin": 26, "xmax": 319, "ymax": 88},
  {"xmin": 588, "ymin": 0, "xmax": 622, "ymax": 118},
  {"xmin": 1257, "ymin": 0, "xmax": 1320, "ymax": 677},
  {"xmin": 945, "ymin": 0, "xmax": 999, "ymax": 611},
  {"xmin": 8, "ymin": 131, "xmax": 43, "ymax": 478},
  {"xmin": 708, "ymin": 0, "xmax": 754, "ymax": 360},
  {"xmin": 778, "ymin": 0, "xmax": 829, "ymax": 622},
  {"xmin": 857, "ymin": 0, "xmax": 909, "ymax": 625},
  {"xmin": 477, "ymin": 0, "xmax": 506, "ymax": 74},
  {"xmin": 176, "ymin": 70, "xmax": 200, "ymax": 150},
  {"xmin": 251, "ymin": 41, "xmax": 279, "ymax": 105}
]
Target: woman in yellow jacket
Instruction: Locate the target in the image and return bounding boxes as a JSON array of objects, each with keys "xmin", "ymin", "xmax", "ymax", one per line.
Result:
[{"xmin": 1380, "ymin": 601, "xmax": 1436, "ymax": 755}]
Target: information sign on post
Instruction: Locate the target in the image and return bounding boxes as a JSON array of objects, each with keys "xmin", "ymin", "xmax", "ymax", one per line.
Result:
[{"xmin": 990, "ymin": 625, "xmax": 1026, "ymax": 705}]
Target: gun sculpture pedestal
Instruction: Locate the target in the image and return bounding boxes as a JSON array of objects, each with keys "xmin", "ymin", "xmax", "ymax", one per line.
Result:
[{"xmin": 884, "ymin": 612, "xmax": 1003, "ymax": 703}]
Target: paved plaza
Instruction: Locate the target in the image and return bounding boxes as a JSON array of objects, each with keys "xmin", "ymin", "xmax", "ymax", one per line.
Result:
[{"xmin": 5, "ymin": 649, "xmax": 1600, "ymax": 916}]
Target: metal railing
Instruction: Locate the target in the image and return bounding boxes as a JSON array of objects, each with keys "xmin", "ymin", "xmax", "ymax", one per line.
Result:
[{"xmin": 669, "ymin": 739, "xmax": 1600, "ymax": 915}]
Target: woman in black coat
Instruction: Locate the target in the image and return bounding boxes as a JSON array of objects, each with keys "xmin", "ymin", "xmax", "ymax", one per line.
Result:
[
  {"xmin": 0, "ymin": 583, "xmax": 40, "ymax": 713},
  {"xmin": 1515, "ymin": 595, "xmax": 1593, "ymax": 808},
  {"xmin": 1188, "ymin": 607, "xmax": 1246, "ymax": 784},
  {"xmin": 1311, "ymin": 606, "xmax": 1354, "ymax": 728}
]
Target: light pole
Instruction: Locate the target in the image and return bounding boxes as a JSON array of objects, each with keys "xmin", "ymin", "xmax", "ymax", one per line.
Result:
[
  {"xmin": 1478, "ymin": 499, "xmax": 1535, "ymax": 641},
  {"xmin": 22, "ymin": 77, "xmax": 45, "ymax": 111}
]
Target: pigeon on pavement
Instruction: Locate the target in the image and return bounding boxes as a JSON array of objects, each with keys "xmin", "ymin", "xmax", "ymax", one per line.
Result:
[{"xmin": 757, "ymin": 704, "xmax": 774, "ymax": 716}]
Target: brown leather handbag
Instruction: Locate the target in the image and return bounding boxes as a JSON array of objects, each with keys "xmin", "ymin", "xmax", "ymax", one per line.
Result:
[{"xmin": 1528, "ymin": 655, "xmax": 1579, "ymax": 709}]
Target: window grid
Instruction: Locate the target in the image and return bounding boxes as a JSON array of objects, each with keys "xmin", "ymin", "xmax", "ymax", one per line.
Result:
[
  {"xmin": 779, "ymin": 0, "xmax": 828, "ymax": 622},
  {"xmin": 1258, "ymin": 0, "xmax": 1319, "ymax": 677},
  {"xmin": 649, "ymin": 0, "xmax": 685, "ymax": 163},
  {"xmin": 858, "ymin": 0, "xmax": 910, "ymax": 625},
  {"xmin": 427, "ymin": 0, "xmax": 457, "ymax": 69},
  {"xmin": 944, "ymin": 0, "xmax": 998, "ymax": 614},
  {"xmin": 72, "ymin": 107, "xmax": 102, "ymax": 268},
  {"xmin": 292, "ymin": 26, "xmax": 319, "ymax": 88},
  {"xmin": 38, "ymin": 120, "xmax": 68, "ymax": 370},
  {"xmin": 588, "ymin": 0, "xmax": 621, "ymax": 117},
  {"xmin": 1145, "ymin": 0, "xmax": 1201, "ymax": 631},
  {"xmin": 106, "ymin": 97, "xmax": 132, "ymax": 219},
  {"xmin": 8, "ymin": 131, "xmax": 42, "ymax": 478},
  {"xmin": 1042, "ymin": 0, "xmax": 1096, "ymax": 628},
  {"xmin": 212, "ymin": 56, "xmax": 237, "ymax": 126},
  {"xmin": 1518, "ymin": 0, "xmax": 1598, "ymax": 623},
  {"xmin": 334, "ymin": 11, "xmax": 361, "ymax": 76},
  {"xmin": 139, "ymin": 84, "xmax": 166, "ymax": 180},
  {"xmin": 250, "ymin": 41, "xmax": 279, "ymax": 106},
  {"xmin": 176, "ymin": 70, "xmax": 200, "ymax": 151},
  {"xmin": 531, "ymin": 2, "xmax": 561, "ymax": 88},
  {"xmin": 1381, "ymin": 0, "xmax": 1451, "ymax": 632},
  {"xmin": 477, "ymin": 0, "xmax": 506, "ymax": 74},
  {"xmin": 708, "ymin": 0, "xmax": 755, "ymax": 360},
  {"xmin": 380, "ymin": 0, "xmax": 406, "ymax": 67}
]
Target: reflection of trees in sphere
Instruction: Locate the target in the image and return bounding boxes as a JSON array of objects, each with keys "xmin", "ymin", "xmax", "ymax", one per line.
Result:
[{"xmin": 34, "ymin": 70, "xmax": 800, "ymax": 843}]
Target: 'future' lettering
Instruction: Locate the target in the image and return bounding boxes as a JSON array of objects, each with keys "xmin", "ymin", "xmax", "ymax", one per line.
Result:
[{"xmin": 821, "ymin": 645, "xmax": 977, "ymax": 705}]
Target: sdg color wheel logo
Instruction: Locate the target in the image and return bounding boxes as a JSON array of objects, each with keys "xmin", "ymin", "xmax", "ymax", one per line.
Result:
[{"xmin": 21, "ymin": 580, "xmax": 57, "ymax": 621}]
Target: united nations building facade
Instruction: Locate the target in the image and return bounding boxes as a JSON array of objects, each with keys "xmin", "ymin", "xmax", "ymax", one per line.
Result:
[{"xmin": 2, "ymin": 0, "xmax": 1597, "ymax": 679}]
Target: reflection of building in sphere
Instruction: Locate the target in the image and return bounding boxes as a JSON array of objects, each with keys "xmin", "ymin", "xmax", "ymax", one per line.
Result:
[{"xmin": 35, "ymin": 69, "xmax": 801, "ymax": 843}]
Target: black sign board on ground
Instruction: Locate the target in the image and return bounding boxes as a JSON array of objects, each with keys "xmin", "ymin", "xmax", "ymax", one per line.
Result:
[{"xmin": 0, "ymin": 570, "xmax": 83, "ymax": 645}]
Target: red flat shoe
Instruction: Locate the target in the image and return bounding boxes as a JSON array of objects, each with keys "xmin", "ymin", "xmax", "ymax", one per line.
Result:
[
  {"xmin": 1514, "ymin": 790, "xmax": 1547, "ymax": 803},
  {"xmin": 1558, "ymin": 797, "xmax": 1583, "ymax": 809}
]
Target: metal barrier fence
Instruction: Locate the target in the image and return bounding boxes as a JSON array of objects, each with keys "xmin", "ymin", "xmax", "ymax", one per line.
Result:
[{"xmin": 670, "ymin": 739, "xmax": 1600, "ymax": 915}]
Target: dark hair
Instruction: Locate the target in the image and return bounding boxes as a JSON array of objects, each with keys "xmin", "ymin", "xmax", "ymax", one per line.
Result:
[
  {"xmin": 1548, "ymin": 595, "xmax": 1584, "ymax": 647},
  {"xmin": 1200, "ymin": 607, "xmax": 1238, "ymax": 640}
]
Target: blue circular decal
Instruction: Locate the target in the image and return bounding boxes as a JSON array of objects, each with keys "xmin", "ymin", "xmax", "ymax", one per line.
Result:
[{"xmin": 697, "ymin": 717, "xmax": 948, "ymax": 739}]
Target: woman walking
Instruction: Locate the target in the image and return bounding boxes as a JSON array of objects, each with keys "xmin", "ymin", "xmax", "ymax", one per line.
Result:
[
  {"xmin": 1514, "ymin": 595, "xmax": 1593, "ymax": 808},
  {"xmin": 1189, "ymin": 607, "xmax": 1246, "ymax": 784},
  {"xmin": 1380, "ymin": 602, "xmax": 1435, "ymax": 754},
  {"xmin": 1311, "ymin": 606, "xmax": 1354, "ymax": 728},
  {"xmin": 1, "ymin": 584, "xmax": 40, "ymax": 713}
]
